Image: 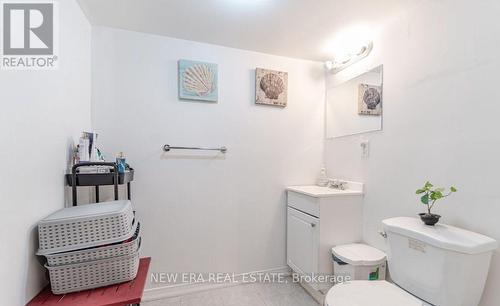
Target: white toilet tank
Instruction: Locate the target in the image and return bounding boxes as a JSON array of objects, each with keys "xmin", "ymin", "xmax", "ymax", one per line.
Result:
[{"xmin": 383, "ymin": 217, "xmax": 498, "ymax": 306}]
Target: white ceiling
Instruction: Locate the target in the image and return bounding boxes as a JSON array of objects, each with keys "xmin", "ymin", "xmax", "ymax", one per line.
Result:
[{"xmin": 77, "ymin": 0, "xmax": 411, "ymax": 61}]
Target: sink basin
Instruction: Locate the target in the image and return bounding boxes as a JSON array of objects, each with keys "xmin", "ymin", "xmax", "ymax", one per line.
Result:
[{"xmin": 286, "ymin": 184, "xmax": 363, "ymax": 198}]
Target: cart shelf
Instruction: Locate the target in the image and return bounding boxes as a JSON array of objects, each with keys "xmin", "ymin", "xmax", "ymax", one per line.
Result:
[
  {"xmin": 67, "ymin": 162, "xmax": 134, "ymax": 206},
  {"xmin": 65, "ymin": 169, "xmax": 134, "ymax": 186}
]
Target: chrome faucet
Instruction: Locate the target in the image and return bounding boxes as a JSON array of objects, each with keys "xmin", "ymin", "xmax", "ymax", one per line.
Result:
[{"xmin": 329, "ymin": 179, "xmax": 347, "ymax": 190}]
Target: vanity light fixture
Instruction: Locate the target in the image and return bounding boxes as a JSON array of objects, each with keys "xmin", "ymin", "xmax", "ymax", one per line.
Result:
[{"xmin": 325, "ymin": 41, "xmax": 373, "ymax": 73}]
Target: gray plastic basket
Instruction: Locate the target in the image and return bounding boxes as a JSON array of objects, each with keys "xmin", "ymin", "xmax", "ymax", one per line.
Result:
[
  {"xmin": 45, "ymin": 222, "xmax": 140, "ymax": 266},
  {"xmin": 37, "ymin": 200, "xmax": 134, "ymax": 255},
  {"xmin": 46, "ymin": 245, "xmax": 140, "ymax": 294}
]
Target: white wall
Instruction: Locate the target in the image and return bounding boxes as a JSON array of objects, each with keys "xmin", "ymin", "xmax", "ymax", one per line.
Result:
[
  {"xmin": 325, "ymin": 1, "xmax": 500, "ymax": 305},
  {"xmin": 0, "ymin": 1, "xmax": 91, "ymax": 304},
  {"xmin": 91, "ymin": 27, "xmax": 324, "ymax": 293}
]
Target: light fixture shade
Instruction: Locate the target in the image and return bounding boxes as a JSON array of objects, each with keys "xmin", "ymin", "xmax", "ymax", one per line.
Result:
[{"xmin": 325, "ymin": 41, "xmax": 373, "ymax": 73}]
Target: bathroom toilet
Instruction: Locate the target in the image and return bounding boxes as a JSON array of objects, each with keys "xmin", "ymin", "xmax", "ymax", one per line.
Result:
[
  {"xmin": 325, "ymin": 217, "xmax": 498, "ymax": 306},
  {"xmin": 326, "ymin": 281, "xmax": 428, "ymax": 306}
]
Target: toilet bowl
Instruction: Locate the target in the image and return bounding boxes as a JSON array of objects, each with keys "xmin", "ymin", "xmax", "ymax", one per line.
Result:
[
  {"xmin": 324, "ymin": 217, "xmax": 498, "ymax": 306},
  {"xmin": 324, "ymin": 281, "xmax": 430, "ymax": 306}
]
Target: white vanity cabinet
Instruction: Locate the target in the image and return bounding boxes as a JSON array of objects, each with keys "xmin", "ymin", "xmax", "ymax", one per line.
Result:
[
  {"xmin": 286, "ymin": 185, "xmax": 363, "ymax": 291},
  {"xmin": 287, "ymin": 206, "xmax": 320, "ymax": 279}
]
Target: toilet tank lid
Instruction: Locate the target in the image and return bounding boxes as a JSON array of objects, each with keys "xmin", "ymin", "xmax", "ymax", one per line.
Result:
[{"xmin": 383, "ymin": 217, "xmax": 498, "ymax": 254}]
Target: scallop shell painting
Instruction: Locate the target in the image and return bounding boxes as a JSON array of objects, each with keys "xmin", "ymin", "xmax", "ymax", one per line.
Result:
[
  {"xmin": 178, "ymin": 59, "xmax": 218, "ymax": 102},
  {"xmin": 358, "ymin": 83, "xmax": 382, "ymax": 115},
  {"xmin": 255, "ymin": 68, "xmax": 288, "ymax": 107}
]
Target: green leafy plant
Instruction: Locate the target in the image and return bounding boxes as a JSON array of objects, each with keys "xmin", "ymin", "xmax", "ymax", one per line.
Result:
[{"xmin": 416, "ymin": 181, "xmax": 457, "ymax": 214}]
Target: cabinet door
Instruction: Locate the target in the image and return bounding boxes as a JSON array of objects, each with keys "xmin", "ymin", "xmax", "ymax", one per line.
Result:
[{"xmin": 287, "ymin": 207, "xmax": 319, "ymax": 276}]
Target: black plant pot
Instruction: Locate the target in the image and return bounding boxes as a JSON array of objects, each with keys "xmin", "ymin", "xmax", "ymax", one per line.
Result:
[{"xmin": 419, "ymin": 213, "xmax": 441, "ymax": 226}]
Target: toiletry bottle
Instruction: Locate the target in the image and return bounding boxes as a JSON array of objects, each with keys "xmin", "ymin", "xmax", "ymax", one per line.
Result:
[
  {"xmin": 74, "ymin": 145, "xmax": 80, "ymax": 165},
  {"xmin": 317, "ymin": 166, "xmax": 329, "ymax": 187},
  {"xmin": 90, "ymin": 132, "xmax": 99, "ymax": 162},
  {"xmin": 116, "ymin": 152, "xmax": 126, "ymax": 173},
  {"xmin": 78, "ymin": 134, "xmax": 90, "ymax": 162}
]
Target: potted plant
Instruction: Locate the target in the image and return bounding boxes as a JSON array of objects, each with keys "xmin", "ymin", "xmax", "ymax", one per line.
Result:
[{"xmin": 416, "ymin": 181, "xmax": 457, "ymax": 226}]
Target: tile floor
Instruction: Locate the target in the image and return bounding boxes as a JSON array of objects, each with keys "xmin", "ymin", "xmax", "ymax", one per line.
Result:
[{"xmin": 143, "ymin": 278, "xmax": 320, "ymax": 306}]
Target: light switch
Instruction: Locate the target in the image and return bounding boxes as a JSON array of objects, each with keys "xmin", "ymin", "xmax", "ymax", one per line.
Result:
[{"xmin": 360, "ymin": 140, "xmax": 370, "ymax": 158}]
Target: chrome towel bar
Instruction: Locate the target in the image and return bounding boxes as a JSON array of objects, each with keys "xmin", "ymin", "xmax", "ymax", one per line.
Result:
[{"xmin": 163, "ymin": 144, "xmax": 227, "ymax": 154}]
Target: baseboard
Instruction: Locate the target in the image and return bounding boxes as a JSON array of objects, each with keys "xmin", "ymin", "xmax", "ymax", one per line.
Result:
[
  {"xmin": 142, "ymin": 266, "xmax": 291, "ymax": 302},
  {"xmin": 298, "ymin": 280, "xmax": 325, "ymax": 305}
]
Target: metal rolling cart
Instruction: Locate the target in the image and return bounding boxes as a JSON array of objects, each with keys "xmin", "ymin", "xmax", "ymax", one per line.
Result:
[
  {"xmin": 66, "ymin": 162, "xmax": 134, "ymax": 206},
  {"xmin": 29, "ymin": 162, "xmax": 148, "ymax": 306}
]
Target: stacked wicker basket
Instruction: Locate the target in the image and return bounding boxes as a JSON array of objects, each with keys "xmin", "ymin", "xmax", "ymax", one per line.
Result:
[{"xmin": 37, "ymin": 200, "xmax": 141, "ymax": 294}]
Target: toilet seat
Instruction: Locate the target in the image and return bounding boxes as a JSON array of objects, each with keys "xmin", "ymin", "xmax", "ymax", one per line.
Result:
[{"xmin": 325, "ymin": 281, "xmax": 430, "ymax": 306}]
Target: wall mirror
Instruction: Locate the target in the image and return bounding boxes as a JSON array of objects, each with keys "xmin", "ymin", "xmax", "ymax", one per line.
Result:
[{"xmin": 326, "ymin": 65, "xmax": 383, "ymax": 138}]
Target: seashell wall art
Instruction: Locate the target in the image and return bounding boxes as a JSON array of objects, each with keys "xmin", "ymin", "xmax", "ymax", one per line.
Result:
[
  {"xmin": 255, "ymin": 68, "xmax": 288, "ymax": 107},
  {"xmin": 358, "ymin": 83, "xmax": 382, "ymax": 115},
  {"xmin": 178, "ymin": 59, "xmax": 218, "ymax": 102}
]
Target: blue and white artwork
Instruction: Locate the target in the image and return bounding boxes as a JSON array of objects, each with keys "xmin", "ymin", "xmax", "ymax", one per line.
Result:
[{"xmin": 178, "ymin": 59, "xmax": 218, "ymax": 102}]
